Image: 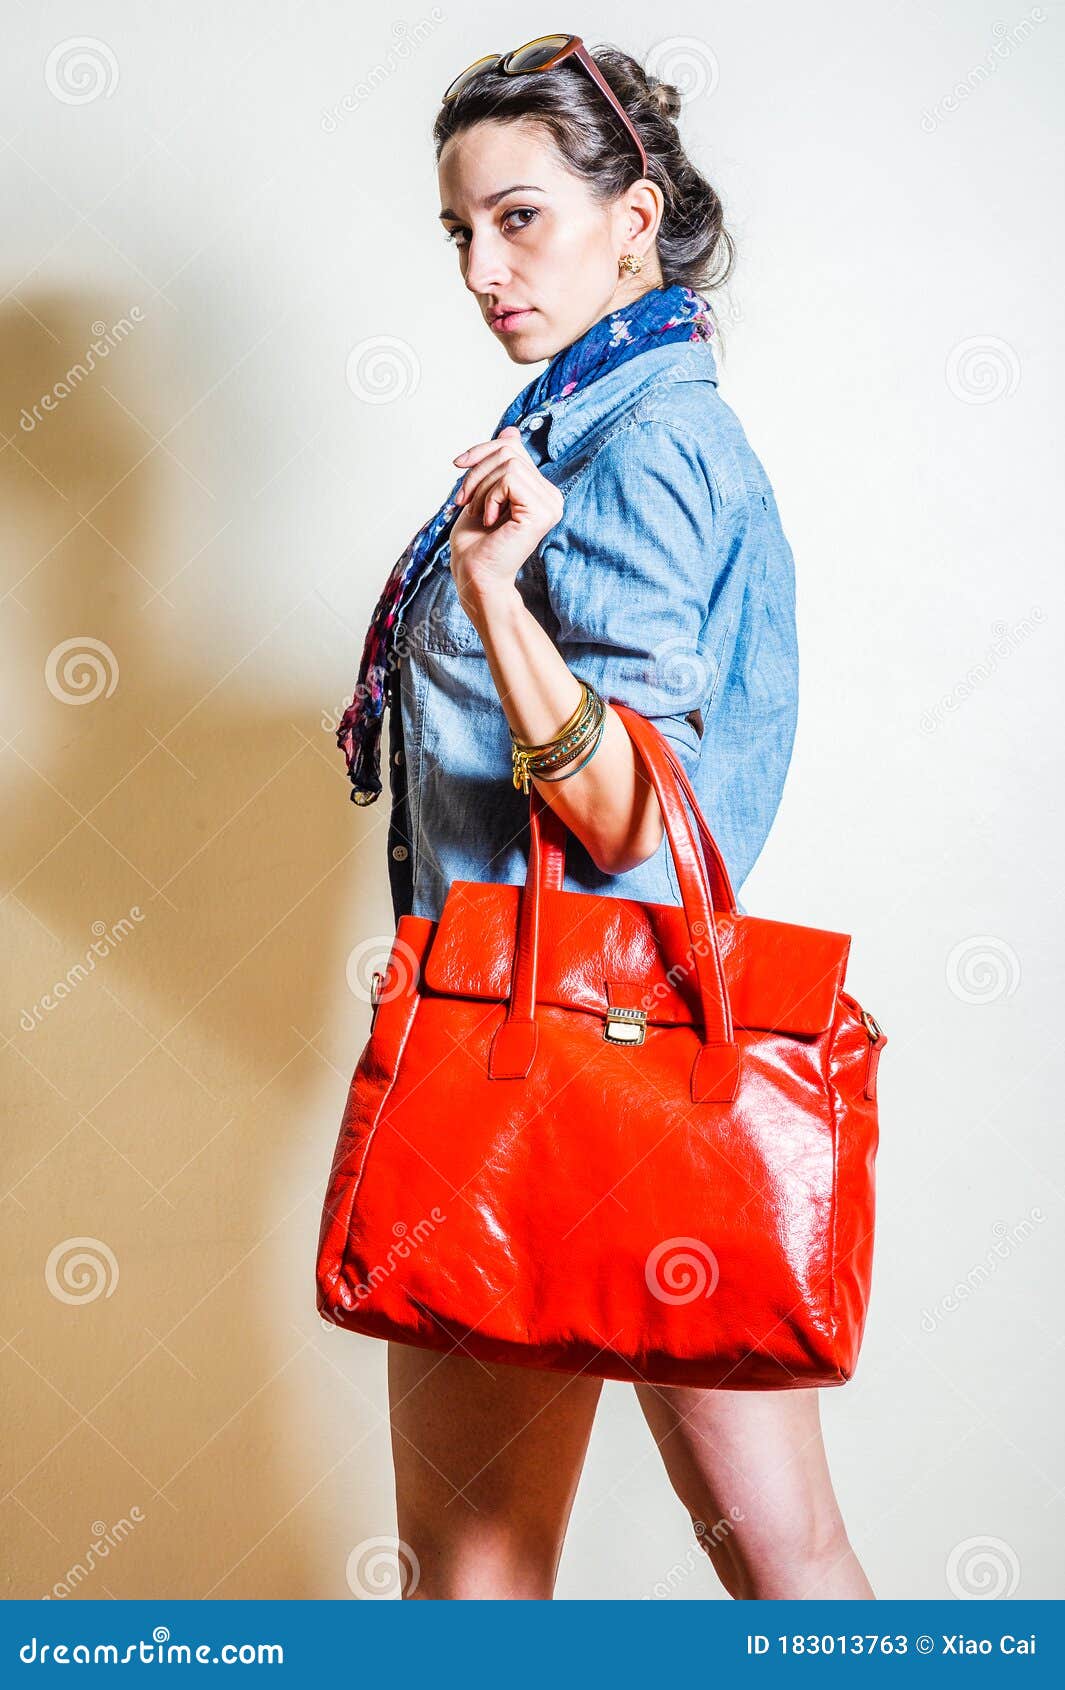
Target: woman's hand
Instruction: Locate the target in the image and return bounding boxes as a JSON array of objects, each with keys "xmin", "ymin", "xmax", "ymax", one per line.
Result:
[{"xmin": 448, "ymin": 425, "xmax": 563, "ymax": 612}]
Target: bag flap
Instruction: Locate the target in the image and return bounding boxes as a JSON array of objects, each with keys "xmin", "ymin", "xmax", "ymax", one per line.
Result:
[{"xmin": 422, "ymin": 881, "xmax": 850, "ymax": 1037}]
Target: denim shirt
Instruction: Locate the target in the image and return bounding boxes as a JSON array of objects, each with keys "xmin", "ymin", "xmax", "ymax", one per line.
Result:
[{"xmin": 384, "ymin": 337, "xmax": 798, "ymax": 925}]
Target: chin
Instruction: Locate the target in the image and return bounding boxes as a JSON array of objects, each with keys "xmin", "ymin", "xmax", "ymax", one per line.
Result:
[
  {"xmin": 505, "ymin": 343, "xmax": 549, "ymax": 365},
  {"xmin": 501, "ymin": 325, "xmax": 564, "ymax": 364}
]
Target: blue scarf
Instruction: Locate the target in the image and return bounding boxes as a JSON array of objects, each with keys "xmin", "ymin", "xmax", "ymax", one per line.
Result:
[{"xmin": 337, "ymin": 281, "xmax": 715, "ymax": 804}]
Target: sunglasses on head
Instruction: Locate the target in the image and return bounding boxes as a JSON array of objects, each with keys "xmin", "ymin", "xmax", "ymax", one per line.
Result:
[{"xmin": 441, "ymin": 33, "xmax": 649, "ymax": 178}]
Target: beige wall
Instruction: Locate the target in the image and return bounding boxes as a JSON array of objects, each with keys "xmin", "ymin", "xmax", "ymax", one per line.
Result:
[{"xmin": 2, "ymin": 0, "xmax": 1061, "ymax": 1599}]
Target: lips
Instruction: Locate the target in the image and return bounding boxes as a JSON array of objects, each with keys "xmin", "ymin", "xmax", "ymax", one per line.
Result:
[{"xmin": 489, "ymin": 307, "xmax": 534, "ymax": 330}]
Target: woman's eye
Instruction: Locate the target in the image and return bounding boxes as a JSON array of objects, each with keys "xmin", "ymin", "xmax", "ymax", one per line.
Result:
[
  {"xmin": 441, "ymin": 208, "xmax": 538, "ymax": 247},
  {"xmin": 502, "ymin": 207, "xmax": 537, "ymax": 234}
]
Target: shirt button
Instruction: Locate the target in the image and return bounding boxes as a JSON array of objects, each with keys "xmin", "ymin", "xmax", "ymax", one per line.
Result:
[
  {"xmin": 393, "ymin": 747, "xmax": 404, "ymax": 766},
  {"xmin": 391, "ymin": 844, "xmax": 409, "ymax": 861},
  {"xmin": 527, "ymin": 413, "xmax": 546, "ymax": 429}
]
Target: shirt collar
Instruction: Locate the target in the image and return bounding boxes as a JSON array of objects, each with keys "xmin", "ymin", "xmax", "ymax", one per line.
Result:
[{"xmin": 517, "ymin": 338, "xmax": 719, "ymax": 464}]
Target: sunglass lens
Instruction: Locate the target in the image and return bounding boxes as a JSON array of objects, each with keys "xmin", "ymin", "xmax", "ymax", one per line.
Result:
[
  {"xmin": 502, "ymin": 35, "xmax": 572, "ymax": 74},
  {"xmin": 442, "ymin": 55, "xmax": 500, "ymax": 100}
]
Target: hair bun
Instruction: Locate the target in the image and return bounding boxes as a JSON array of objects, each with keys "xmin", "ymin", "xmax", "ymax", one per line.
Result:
[{"xmin": 648, "ymin": 77, "xmax": 682, "ymax": 121}]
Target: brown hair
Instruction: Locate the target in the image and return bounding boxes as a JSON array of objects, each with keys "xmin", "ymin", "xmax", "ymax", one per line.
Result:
[{"xmin": 432, "ymin": 42, "xmax": 735, "ymax": 333}]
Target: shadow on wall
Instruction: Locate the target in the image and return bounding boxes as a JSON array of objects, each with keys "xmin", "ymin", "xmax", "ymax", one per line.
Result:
[{"xmin": 0, "ymin": 289, "xmax": 397, "ymax": 1598}]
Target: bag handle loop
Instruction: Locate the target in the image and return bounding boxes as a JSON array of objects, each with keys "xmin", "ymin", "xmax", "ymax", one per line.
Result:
[
  {"xmin": 488, "ymin": 705, "xmax": 741, "ymax": 1103},
  {"xmin": 535, "ymin": 719, "xmax": 738, "ymax": 912}
]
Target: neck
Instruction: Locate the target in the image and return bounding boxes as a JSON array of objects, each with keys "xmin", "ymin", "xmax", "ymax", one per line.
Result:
[{"xmin": 611, "ymin": 271, "xmax": 666, "ymax": 314}]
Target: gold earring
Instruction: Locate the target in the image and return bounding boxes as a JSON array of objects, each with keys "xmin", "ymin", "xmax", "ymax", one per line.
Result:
[{"xmin": 619, "ymin": 253, "xmax": 643, "ymax": 275}]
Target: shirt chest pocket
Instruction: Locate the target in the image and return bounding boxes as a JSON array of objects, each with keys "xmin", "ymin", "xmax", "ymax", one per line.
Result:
[
  {"xmin": 410, "ymin": 543, "xmax": 553, "ymax": 657},
  {"xmin": 413, "ymin": 543, "xmax": 487, "ymax": 655}
]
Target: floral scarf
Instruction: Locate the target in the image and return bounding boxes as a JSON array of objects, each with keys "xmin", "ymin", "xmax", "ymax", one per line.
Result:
[{"xmin": 336, "ymin": 281, "xmax": 715, "ymax": 804}]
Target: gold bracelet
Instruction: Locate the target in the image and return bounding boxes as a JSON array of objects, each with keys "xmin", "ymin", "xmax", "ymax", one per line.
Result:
[
  {"xmin": 511, "ymin": 680, "xmax": 589, "ymax": 793},
  {"xmin": 510, "ymin": 681, "xmax": 605, "ymax": 793},
  {"xmin": 510, "ymin": 679, "xmax": 589, "ymax": 755},
  {"xmin": 524, "ymin": 689, "xmax": 604, "ymax": 779},
  {"xmin": 531, "ymin": 716, "xmax": 607, "ymax": 782}
]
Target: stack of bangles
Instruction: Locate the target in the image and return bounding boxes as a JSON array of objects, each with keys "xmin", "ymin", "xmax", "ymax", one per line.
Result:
[{"xmin": 510, "ymin": 678, "xmax": 607, "ymax": 795}]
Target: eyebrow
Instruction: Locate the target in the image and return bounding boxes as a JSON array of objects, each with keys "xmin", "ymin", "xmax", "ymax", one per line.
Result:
[{"xmin": 438, "ymin": 184, "xmax": 546, "ymax": 221}]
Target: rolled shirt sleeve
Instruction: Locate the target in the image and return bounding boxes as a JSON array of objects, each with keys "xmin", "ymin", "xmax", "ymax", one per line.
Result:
[{"xmin": 539, "ymin": 418, "xmax": 744, "ymax": 779}]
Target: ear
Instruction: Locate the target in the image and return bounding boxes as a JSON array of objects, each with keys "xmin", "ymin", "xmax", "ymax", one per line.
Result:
[{"xmin": 617, "ymin": 180, "xmax": 664, "ymax": 253}]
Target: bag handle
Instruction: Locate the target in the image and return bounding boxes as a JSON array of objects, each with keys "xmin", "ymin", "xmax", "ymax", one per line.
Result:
[
  {"xmin": 488, "ymin": 704, "xmax": 741, "ymax": 1104},
  {"xmin": 535, "ymin": 718, "xmax": 738, "ymax": 913}
]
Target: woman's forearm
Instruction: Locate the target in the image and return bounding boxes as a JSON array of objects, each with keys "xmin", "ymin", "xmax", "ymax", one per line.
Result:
[{"xmin": 462, "ymin": 580, "xmax": 665, "ymax": 875}]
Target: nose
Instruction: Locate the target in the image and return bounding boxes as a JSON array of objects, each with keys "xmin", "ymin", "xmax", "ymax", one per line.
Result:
[{"xmin": 462, "ymin": 231, "xmax": 511, "ymax": 301}]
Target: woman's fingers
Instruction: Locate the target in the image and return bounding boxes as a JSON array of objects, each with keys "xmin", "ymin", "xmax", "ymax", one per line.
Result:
[
  {"xmin": 453, "ymin": 423, "xmax": 522, "ymax": 466},
  {"xmin": 483, "ymin": 472, "xmax": 509, "ymax": 528},
  {"xmin": 455, "ymin": 451, "xmax": 506, "ymax": 506},
  {"xmin": 454, "ymin": 430, "xmax": 527, "ymax": 506},
  {"xmin": 467, "ymin": 462, "xmax": 513, "ymax": 529},
  {"xmin": 475, "ymin": 458, "xmax": 543, "ymax": 529}
]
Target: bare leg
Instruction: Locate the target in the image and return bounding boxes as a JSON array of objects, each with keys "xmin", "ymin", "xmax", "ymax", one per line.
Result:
[
  {"xmin": 388, "ymin": 1340, "xmax": 604, "ymax": 1599},
  {"xmin": 635, "ymin": 1383, "xmax": 874, "ymax": 1599}
]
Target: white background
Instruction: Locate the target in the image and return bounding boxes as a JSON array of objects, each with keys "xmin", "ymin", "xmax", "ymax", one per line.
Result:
[{"xmin": 2, "ymin": 0, "xmax": 1061, "ymax": 1600}]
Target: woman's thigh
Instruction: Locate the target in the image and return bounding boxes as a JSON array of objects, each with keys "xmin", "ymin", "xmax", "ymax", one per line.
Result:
[
  {"xmin": 635, "ymin": 1383, "xmax": 872, "ymax": 1599},
  {"xmin": 388, "ymin": 1340, "xmax": 604, "ymax": 1599}
]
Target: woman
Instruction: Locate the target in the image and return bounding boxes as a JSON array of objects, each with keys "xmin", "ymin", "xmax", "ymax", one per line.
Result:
[{"xmin": 336, "ymin": 37, "xmax": 873, "ymax": 1601}]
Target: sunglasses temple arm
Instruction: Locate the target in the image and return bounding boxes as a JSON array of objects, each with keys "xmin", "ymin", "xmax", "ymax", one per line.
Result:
[{"xmin": 573, "ymin": 45, "xmax": 649, "ymax": 176}]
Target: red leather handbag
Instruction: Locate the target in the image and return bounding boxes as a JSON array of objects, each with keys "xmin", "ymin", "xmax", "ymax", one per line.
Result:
[{"xmin": 316, "ymin": 704, "xmax": 886, "ymax": 1389}]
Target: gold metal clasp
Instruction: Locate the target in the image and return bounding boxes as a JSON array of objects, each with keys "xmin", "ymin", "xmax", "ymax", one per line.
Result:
[
  {"xmin": 604, "ymin": 1006, "xmax": 648, "ymax": 1046},
  {"xmin": 860, "ymin": 1006, "xmax": 883, "ymax": 1043}
]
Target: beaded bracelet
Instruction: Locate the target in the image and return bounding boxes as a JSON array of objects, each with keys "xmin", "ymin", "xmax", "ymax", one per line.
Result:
[
  {"xmin": 510, "ymin": 679, "xmax": 605, "ymax": 793},
  {"xmin": 531, "ymin": 714, "xmax": 607, "ymax": 782},
  {"xmin": 522, "ymin": 685, "xmax": 602, "ymax": 777},
  {"xmin": 527, "ymin": 689, "xmax": 605, "ymax": 781},
  {"xmin": 511, "ymin": 680, "xmax": 601, "ymax": 788}
]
